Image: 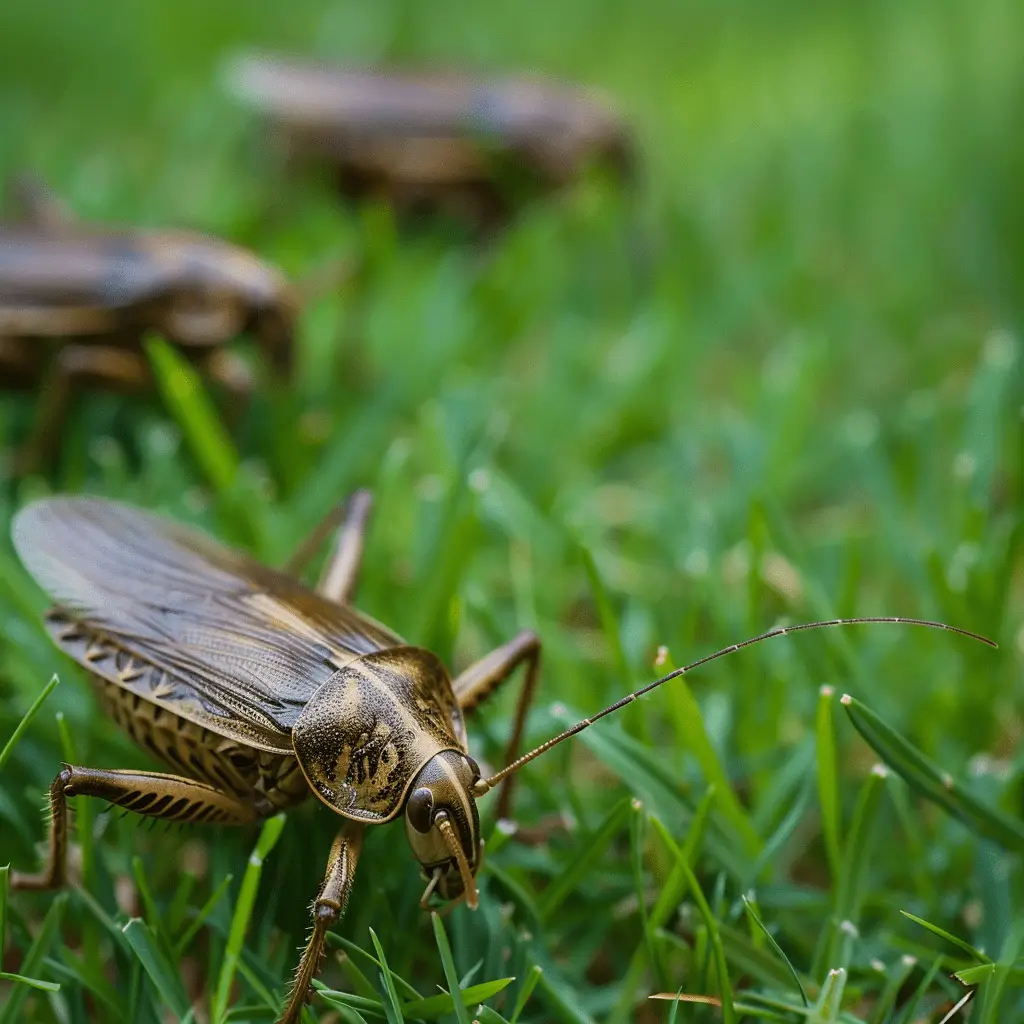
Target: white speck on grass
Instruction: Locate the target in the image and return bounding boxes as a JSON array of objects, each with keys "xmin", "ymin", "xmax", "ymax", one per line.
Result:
[
  {"xmin": 468, "ymin": 467, "xmax": 490, "ymax": 493},
  {"xmin": 872, "ymin": 764, "xmax": 889, "ymax": 778},
  {"xmin": 840, "ymin": 920, "xmax": 860, "ymax": 937},
  {"xmin": 870, "ymin": 959, "xmax": 886, "ymax": 973},
  {"xmin": 820, "ymin": 684, "xmax": 834, "ymax": 697}
]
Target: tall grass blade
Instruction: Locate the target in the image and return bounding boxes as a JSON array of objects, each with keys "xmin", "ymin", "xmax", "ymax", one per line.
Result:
[
  {"xmin": 211, "ymin": 813, "xmax": 286, "ymax": 1023},
  {"xmin": 841, "ymin": 694, "xmax": 1024, "ymax": 851}
]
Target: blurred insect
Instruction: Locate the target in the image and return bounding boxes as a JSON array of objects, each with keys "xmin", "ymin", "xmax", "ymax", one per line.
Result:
[
  {"xmin": 8, "ymin": 493, "xmax": 993, "ymax": 1023},
  {"xmin": 226, "ymin": 55, "xmax": 636, "ymax": 226},
  {"xmin": 0, "ymin": 176, "xmax": 298, "ymax": 472}
]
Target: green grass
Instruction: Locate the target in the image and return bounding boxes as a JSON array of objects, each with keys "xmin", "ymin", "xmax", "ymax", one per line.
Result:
[{"xmin": 1, "ymin": 0, "xmax": 1022, "ymax": 1021}]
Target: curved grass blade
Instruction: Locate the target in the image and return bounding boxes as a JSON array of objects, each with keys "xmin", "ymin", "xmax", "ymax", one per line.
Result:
[
  {"xmin": 0, "ymin": 673, "xmax": 59, "ymax": 773},
  {"xmin": 841, "ymin": 695, "xmax": 1024, "ymax": 852},
  {"xmin": 334, "ymin": 936, "xmax": 423, "ymax": 1000},
  {"xmin": 900, "ymin": 911, "xmax": 992, "ymax": 964},
  {"xmin": 741, "ymin": 894, "xmax": 808, "ymax": 1005}
]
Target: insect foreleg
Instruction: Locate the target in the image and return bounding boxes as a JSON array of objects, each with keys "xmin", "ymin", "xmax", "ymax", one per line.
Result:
[
  {"xmin": 10, "ymin": 765, "xmax": 261, "ymax": 890},
  {"xmin": 452, "ymin": 629, "xmax": 542, "ymax": 820},
  {"xmin": 20, "ymin": 345, "xmax": 151, "ymax": 473},
  {"xmin": 279, "ymin": 821, "xmax": 365, "ymax": 1024},
  {"xmin": 317, "ymin": 489, "xmax": 373, "ymax": 603},
  {"xmin": 282, "ymin": 489, "xmax": 373, "ymax": 603}
]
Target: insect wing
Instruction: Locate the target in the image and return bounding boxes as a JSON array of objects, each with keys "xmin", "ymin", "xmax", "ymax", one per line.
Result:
[{"xmin": 12, "ymin": 497, "xmax": 403, "ymax": 747}]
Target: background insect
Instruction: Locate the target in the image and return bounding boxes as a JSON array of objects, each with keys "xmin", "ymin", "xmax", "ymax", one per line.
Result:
[
  {"xmin": 7, "ymin": 493, "xmax": 994, "ymax": 1024},
  {"xmin": 226, "ymin": 56, "xmax": 635, "ymax": 226},
  {"xmin": 0, "ymin": 177, "xmax": 298, "ymax": 471}
]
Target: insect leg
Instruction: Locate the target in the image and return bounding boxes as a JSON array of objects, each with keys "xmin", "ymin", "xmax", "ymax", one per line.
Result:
[
  {"xmin": 282, "ymin": 490, "xmax": 374, "ymax": 601},
  {"xmin": 451, "ymin": 630, "xmax": 541, "ymax": 820},
  {"xmin": 10, "ymin": 764, "xmax": 261, "ymax": 890},
  {"xmin": 18, "ymin": 344, "xmax": 151, "ymax": 474},
  {"xmin": 5, "ymin": 172, "xmax": 75, "ymax": 228},
  {"xmin": 279, "ymin": 821, "xmax": 365, "ymax": 1024}
]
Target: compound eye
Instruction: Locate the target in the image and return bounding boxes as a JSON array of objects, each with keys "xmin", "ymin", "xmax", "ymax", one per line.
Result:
[
  {"xmin": 464, "ymin": 755, "xmax": 481, "ymax": 780},
  {"xmin": 407, "ymin": 787, "xmax": 435, "ymax": 833}
]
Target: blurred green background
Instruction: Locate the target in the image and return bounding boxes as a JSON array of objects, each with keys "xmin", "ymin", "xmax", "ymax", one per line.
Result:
[{"xmin": 0, "ymin": 1, "xmax": 1022, "ymax": 1022}]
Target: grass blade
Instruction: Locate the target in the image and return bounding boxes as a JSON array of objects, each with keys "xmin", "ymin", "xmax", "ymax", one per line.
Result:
[
  {"xmin": 816, "ymin": 685, "xmax": 842, "ymax": 883},
  {"xmin": 145, "ymin": 334, "xmax": 239, "ymax": 495},
  {"xmin": 0, "ymin": 674, "xmax": 59, "ymax": 773},
  {"xmin": 0, "ymin": 891, "xmax": 67, "ymax": 1024},
  {"xmin": 654, "ymin": 664, "xmax": 762, "ymax": 860},
  {"xmin": 211, "ymin": 813, "xmax": 286, "ymax": 1023},
  {"xmin": 900, "ymin": 911, "xmax": 993, "ymax": 964},
  {"xmin": 430, "ymin": 912, "xmax": 471, "ymax": 1024},
  {"xmin": 402, "ymin": 976, "xmax": 515, "ymax": 1020},
  {"xmin": 509, "ymin": 964, "xmax": 542, "ymax": 1024},
  {"xmin": 369, "ymin": 928, "xmax": 406, "ymax": 1024},
  {"xmin": 174, "ymin": 873, "xmax": 234, "ymax": 958},
  {"xmin": 122, "ymin": 917, "xmax": 191, "ymax": 1020},
  {"xmin": 742, "ymin": 895, "xmax": 808, "ymax": 1005},
  {"xmin": 865, "ymin": 955, "xmax": 918, "ymax": 1024},
  {"xmin": 675, "ymin": 855, "xmax": 736, "ymax": 1023},
  {"xmin": 538, "ymin": 796, "xmax": 631, "ymax": 921},
  {"xmin": 841, "ymin": 694, "xmax": 1024, "ymax": 851}
]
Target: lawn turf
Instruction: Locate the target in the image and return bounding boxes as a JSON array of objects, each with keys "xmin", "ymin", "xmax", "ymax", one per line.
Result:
[{"xmin": 0, "ymin": 1, "xmax": 1022, "ymax": 1021}]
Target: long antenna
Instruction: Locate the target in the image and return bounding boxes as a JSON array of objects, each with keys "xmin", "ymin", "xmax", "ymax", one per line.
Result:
[{"xmin": 472, "ymin": 617, "xmax": 996, "ymax": 796}]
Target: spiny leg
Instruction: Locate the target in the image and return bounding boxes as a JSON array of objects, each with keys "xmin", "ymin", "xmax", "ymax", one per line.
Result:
[
  {"xmin": 278, "ymin": 821, "xmax": 365, "ymax": 1024},
  {"xmin": 283, "ymin": 489, "xmax": 374, "ymax": 603},
  {"xmin": 452, "ymin": 630, "xmax": 541, "ymax": 820},
  {"xmin": 10, "ymin": 765, "xmax": 261, "ymax": 891}
]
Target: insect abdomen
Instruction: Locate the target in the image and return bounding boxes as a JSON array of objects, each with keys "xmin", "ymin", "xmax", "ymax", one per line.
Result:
[{"xmin": 93, "ymin": 676, "xmax": 310, "ymax": 812}]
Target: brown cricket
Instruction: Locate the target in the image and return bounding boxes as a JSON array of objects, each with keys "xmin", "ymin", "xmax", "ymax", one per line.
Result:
[
  {"xmin": 226, "ymin": 55, "xmax": 635, "ymax": 224},
  {"xmin": 0, "ymin": 177, "xmax": 298, "ymax": 471},
  {"xmin": 8, "ymin": 493, "xmax": 993, "ymax": 1022}
]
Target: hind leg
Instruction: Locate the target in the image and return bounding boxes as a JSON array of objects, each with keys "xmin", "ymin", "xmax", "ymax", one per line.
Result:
[{"xmin": 11, "ymin": 765, "xmax": 263, "ymax": 890}]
